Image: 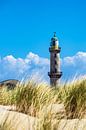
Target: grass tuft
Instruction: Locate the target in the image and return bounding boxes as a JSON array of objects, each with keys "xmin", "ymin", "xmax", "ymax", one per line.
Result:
[{"xmin": 0, "ymin": 77, "xmax": 86, "ymax": 129}]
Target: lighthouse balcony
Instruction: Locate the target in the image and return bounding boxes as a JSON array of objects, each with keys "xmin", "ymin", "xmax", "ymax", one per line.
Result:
[
  {"xmin": 49, "ymin": 47, "xmax": 61, "ymax": 53},
  {"xmin": 48, "ymin": 72, "xmax": 62, "ymax": 78}
]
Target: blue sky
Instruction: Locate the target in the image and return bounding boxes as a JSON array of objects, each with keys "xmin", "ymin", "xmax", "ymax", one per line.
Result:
[
  {"xmin": 0, "ymin": 0, "xmax": 86, "ymax": 58},
  {"xmin": 0, "ymin": 0, "xmax": 86, "ymax": 82}
]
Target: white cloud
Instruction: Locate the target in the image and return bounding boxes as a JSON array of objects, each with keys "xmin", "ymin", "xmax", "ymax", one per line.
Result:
[
  {"xmin": 0, "ymin": 52, "xmax": 49, "ymax": 82},
  {"xmin": 62, "ymin": 51, "xmax": 86, "ymax": 68},
  {"xmin": 0, "ymin": 51, "xmax": 86, "ymax": 83},
  {"xmin": 62, "ymin": 51, "xmax": 86, "ymax": 80}
]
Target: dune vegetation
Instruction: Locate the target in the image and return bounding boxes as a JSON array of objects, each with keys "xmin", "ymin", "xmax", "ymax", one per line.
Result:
[{"xmin": 0, "ymin": 77, "xmax": 86, "ymax": 129}]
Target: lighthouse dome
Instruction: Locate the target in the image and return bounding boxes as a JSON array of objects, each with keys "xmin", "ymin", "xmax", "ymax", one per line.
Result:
[
  {"xmin": 50, "ymin": 32, "xmax": 59, "ymax": 47},
  {"xmin": 51, "ymin": 32, "xmax": 58, "ymax": 41}
]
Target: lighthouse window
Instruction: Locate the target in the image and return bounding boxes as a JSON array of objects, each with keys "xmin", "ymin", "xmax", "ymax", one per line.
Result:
[
  {"xmin": 55, "ymin": 68, "xmax": 57, "ymax": 73},
  {"xmin": 55, "ymin": 60, "xmax": 57, "ymax": 65},
  {"xmin": 55, "ymin": 54, "xmax": 57, "ymax": 58},
  {"xmin": 53, "ymin": 41, "xmax": 55, "ymax": 45}
]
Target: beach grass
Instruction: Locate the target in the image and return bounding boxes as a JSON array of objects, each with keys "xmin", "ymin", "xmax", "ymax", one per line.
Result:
[{"xmin": 0, "ymin": 77, "xmax": 86, "ymax": 129}]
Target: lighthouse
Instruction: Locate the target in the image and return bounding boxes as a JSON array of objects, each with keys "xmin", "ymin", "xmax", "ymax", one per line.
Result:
[{"xmin": 48, "ymin": 33, "xmax": 62, "ymax": 86}]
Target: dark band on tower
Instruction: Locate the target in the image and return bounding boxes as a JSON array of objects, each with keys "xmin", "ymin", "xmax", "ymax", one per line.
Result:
[{"xmin": 48, "ymin": 32, "xmax": 62, "ymax": 86}]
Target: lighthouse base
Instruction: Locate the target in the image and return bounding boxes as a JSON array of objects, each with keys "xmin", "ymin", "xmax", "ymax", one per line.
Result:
[{"xmin": 48, "ymin": 72, "xmax": 62, "ymax": 87}]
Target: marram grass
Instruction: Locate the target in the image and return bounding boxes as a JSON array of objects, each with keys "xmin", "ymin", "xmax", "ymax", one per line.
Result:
[{"xmin": 0, "ymin": 77, "xmax": 86, "ymax": 129}]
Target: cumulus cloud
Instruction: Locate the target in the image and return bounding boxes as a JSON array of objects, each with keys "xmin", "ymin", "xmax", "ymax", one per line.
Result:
[
  {"xmin": 0, "ymin": 51, "xmax": 86, "ymax": 83},
  {"xmin": 62, "ymin": 51, "xmax": 86, "ymax": 80},
  {"xmin": 0, "ymin": 52, "xmax": 49, "ymax": 82}
]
